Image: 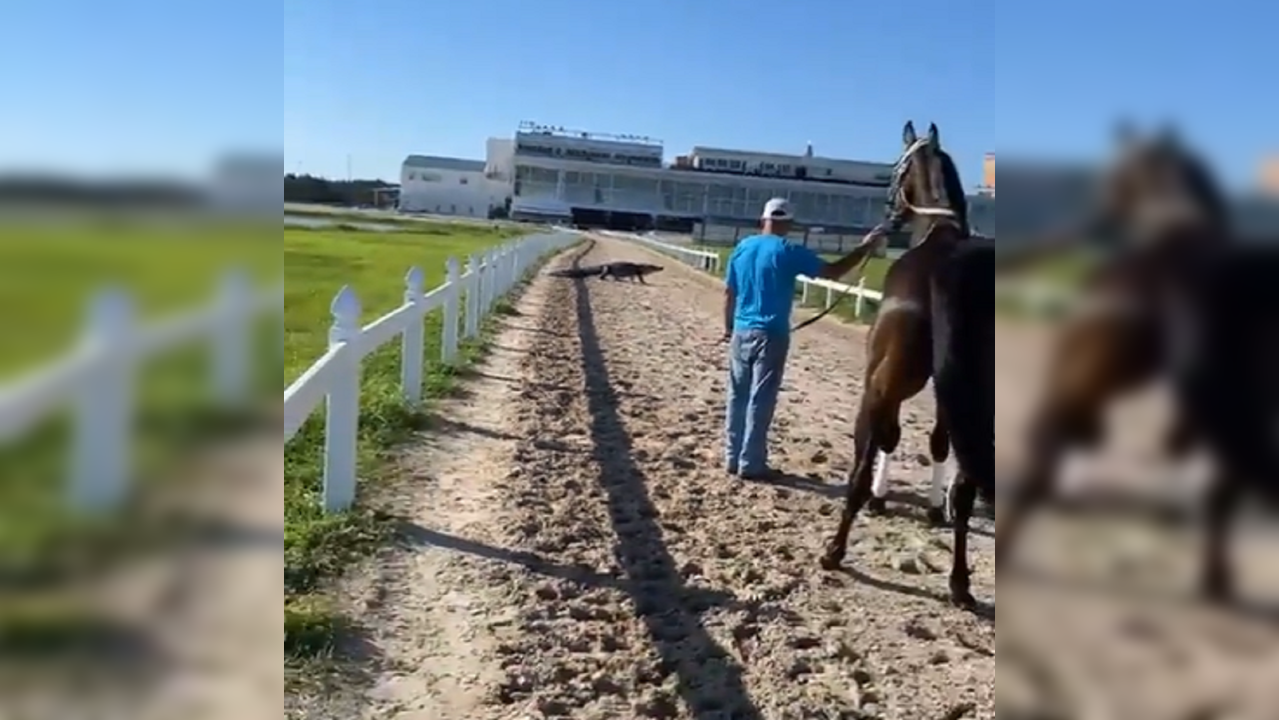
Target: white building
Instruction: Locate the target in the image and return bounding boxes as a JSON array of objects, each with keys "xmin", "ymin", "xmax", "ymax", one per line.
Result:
[
  {"xmin": 398, "ymin": 155, "xmax": 507, "ymax": 217},
  {"xmin": 401, "ymin": 121, "xmax": 998, "ymax": 241}
]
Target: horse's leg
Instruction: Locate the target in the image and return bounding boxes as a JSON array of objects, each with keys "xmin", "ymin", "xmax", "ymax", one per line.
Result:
[
  {"xmin": 994, "ymin": 400, "xmax": 1078, "ymax": 573},
  {"xmin": 948, "ymin": 470, "xmax": 980, "ymax": 609},
  {"xmin": 866, "ymin": 397, "xmax": 907, "ymax": 516},
  {"xmin": 927, "ymin": 420, "xmax": 951, "ymax": 527},
  {"xmin": 1201, "ymin": 469, "xmax": 1242, "ymax": 603},
  {"xmin": 867, "ymin": 446, "xmax": 892, "ymax": 515},
  {"xmin": 820, "ymin": 392, "xmax": 881, "ymax": 569},
  {"xmin": 866, "ymin": 313, "xmax": 929, "ymax": 517},
  {"xmin": 996, "ymin": 312, "xmax": 1142, "ymax": 572}
]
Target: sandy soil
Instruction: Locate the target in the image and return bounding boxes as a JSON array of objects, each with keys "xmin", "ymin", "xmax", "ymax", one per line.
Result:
[
  {"xmin": 1, "ymin": 427, "xmax": 283, "ymax": 720},
  {"xmin": 322, "ymin": 236, "xmax": 995, "ymax": 720},
  {"xmin": 996, "ymin": 318, "xmax": 1279, "ymax": 720}
]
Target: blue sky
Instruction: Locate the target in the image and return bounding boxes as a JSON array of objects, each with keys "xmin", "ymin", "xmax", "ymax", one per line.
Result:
[
  {"xmin": 282, "ymin": 0, "xmax": 1272, "ymax": 188},
  {"xmin": 2, "ymin": 0, "xmax": 1272, "ymax": 189},
  {"xmin": 1, "ymin": 0, "xmax": 276, "ymax": 179}
]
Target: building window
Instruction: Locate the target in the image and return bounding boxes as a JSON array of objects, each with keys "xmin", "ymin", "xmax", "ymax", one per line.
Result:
[
  {"xmin": 459, "ymin": 177, "xmax": 468, "ymax": 185},
  {"xmin": 408, "ymin": 172, "xmax": 417, "ymax": 180}
]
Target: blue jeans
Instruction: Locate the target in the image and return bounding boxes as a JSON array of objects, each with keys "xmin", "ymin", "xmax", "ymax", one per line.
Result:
[{"xmin": 725, "ymin": 329, "xmax": 790, "ymax": 474}]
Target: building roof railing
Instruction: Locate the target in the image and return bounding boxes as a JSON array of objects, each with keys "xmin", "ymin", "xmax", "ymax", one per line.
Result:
[{"xmin": 517, "ymin": 121, "xmax": 663, "ymax": 147}]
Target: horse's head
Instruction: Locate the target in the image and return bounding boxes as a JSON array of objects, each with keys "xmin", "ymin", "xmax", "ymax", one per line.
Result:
[
  {"xmin": 886, "ymin": 121, "xmax": 970, "ymax": 242},
  {"xmin": 1093, "ymin": 123, "xmax": 1230, "ymax": 246}
]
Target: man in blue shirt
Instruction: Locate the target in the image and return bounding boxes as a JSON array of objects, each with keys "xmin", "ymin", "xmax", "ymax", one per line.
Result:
[{"xmin": 722, "ymin": 197, "xmax": 885, "ymax": 479}]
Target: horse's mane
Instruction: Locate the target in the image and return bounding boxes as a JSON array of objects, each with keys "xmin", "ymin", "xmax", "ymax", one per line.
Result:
[
  {"xmin": 1175, "ymin": 148, "xmax": 1231, "ymax": 232},
  {"xmin": 937, "ymin": 150, "xmax": 971, "ymax": 232}
]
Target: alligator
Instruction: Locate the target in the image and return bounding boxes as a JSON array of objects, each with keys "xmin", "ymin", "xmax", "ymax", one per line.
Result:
[{"xmin": 547, "ymin": 261, "xmax": 664, "ymax": 284}]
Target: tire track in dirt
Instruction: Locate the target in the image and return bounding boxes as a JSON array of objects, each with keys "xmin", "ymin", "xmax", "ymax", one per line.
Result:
[{"xmin": 483, "ymin": 237, "xmax": 995, "ymax": 719}]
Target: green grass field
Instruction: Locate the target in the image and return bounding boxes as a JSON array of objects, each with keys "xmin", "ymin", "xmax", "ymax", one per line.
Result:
[{"xmin": 283, "ymin": 222, "xmax": 544, "ymax": 664}]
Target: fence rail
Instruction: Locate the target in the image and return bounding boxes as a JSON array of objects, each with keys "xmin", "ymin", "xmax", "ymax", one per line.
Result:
[
  {"xmin": 596, "ymin": 231, "xmax": 722, "ymax": 274},
  {"xmin": 796, "ymin": 274, "xmax": 884, "ymax": 317},
  {"xmin": 604, "ymin": 232, "xmax": 884, "ymax": 317},
  {"xmin": 283, "ymin": 231, "xmax": 580, "ymax": 512},
  {"xmin": 0, "ymin": 272, "xmax": 282, "ymax": 512}
]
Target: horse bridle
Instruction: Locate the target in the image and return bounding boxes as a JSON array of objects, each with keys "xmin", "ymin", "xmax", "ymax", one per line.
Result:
[{"xmin": 790, "ymin": 141, "xmax": 959, "ymax": 333}]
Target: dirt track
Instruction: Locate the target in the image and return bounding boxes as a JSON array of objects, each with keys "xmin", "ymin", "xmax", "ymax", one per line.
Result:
[
  {"xmin": 312, "ymin": 236, "xmax": 994, "ymax": 720},
  {"xmin": 293, "ymin": 235, "xmax": 1279, "ymax": 720},
  {"xmin": 997, "ymin": 319, "xmax": 1279, "ymax": 720}
]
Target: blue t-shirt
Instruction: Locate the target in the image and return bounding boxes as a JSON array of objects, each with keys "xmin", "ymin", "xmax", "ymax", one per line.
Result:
[{"xmin": 725, "ymin": 234, "xmax": 825, "ymax": 335}]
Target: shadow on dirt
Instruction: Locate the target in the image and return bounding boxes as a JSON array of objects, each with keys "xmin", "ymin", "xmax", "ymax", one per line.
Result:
[{"xmin": 566, "ymin": 241, "xmax": 766, "ymax": 720}]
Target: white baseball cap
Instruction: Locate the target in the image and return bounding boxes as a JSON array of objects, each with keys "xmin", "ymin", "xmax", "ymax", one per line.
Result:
[{"xmin": 761, "ymin": 197, "xmax": 793, "ymax": 221}]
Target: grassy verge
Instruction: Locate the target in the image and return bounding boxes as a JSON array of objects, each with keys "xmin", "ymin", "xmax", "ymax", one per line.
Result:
[
  {"xmin": 282, "ymin": 223, "xmax": 571, "ymax": 667},
  {"xmin": 0, "ymin": 220, "xmax": 280, "ymax": 594},
  {"xmin": 283, "ymin": 204, "xmax": 531, "ymax": 231}
]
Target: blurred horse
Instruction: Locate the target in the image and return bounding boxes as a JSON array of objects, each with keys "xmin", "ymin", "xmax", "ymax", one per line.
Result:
[{"xmin": 994, "ymin": 125, "xmax": 1264, "ymax": 601}]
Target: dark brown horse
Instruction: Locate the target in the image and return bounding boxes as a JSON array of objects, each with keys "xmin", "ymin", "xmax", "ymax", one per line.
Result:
[
  {"xmin": 994, "ymin": 126, "xmax": 1241, "ymax": 599},
  {"xmin": 819, "ymin": 121, "xmax": 992, "ymax": 610},
  {"xmin": 1161, "ymin": 243, "xmax": 1279, "ymax": 601}
]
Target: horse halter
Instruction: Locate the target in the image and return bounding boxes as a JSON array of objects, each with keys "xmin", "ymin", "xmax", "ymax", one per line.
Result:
[{"xmin": 891, "ymin": 139, "xmax": 959, "ymax": 221}]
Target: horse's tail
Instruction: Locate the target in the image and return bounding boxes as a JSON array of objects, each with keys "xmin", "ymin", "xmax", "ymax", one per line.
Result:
[{"xmin": 929, "ymin": 238, "xmax": 996, "ymax": 502}]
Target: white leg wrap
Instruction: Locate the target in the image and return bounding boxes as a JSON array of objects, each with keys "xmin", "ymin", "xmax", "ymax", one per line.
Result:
[{"xmin": 871, "ymin": 451, "xmax": 891, "ymax": 498}]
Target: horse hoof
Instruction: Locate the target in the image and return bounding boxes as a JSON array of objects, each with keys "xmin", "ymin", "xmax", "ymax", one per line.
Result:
[
  {"xmin": 926, "ymin": 506, "xmax": 949, "ymax": 527},
  {"xmin": 950, "ymin": 591, "xmax": 978, "ymax": 611},
  {"xmin": 819, "ymin": 552, "xmax": 844, "ymax": 571},
  {"xmin": 866, "ymin": 497, "xmax": 888, "ymax": 515}
]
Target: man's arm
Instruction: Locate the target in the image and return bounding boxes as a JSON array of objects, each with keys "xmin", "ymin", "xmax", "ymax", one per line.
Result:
[
  {"xmin": 722, "ymin": 250, "xmax": 739, "ymax": 338},
  {"xmin": 789, "ymin": 229, "xmax": 886, "ymax": 282},
  {"xmin": 722, "ymin": 286, "xmax": 735, "ymax": 338}
]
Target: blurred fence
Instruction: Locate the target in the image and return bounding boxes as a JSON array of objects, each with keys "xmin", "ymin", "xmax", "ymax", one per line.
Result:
[{"xmin": 0, "ymin": 272, "xmax": 281, "ymax": 511}]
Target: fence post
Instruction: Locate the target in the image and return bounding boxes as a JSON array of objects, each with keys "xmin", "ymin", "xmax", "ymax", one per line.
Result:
[
  {"xmin": 486, "ymin": 249, "xmax": 499, "ymax": 311},
  {"xmin": 825, "ymin": 285, "xmax": 835, "ymax": 310},
  {"xmin": 854, "ymin": 276, "xmax": 867, "ymax": 318},
  {"xmin": 487, "ymin": 249, "xmax": 499, "ymax": 311},
  {"xmin": 465, "ymin": 254, "xmax": 481, "ymax": 338},
  {"xmin": 212, "ymin": 269, "xmax": 252, "ymax": 406},
  {"xmin": 442, "ymin": 257, "xmax": 460, "ymax": 364},
  {"xmin": 495, "ymin": 246, "xmax": 507, "ymax": 296},
  {"xmin": 69, "ymin": 288, "xmax": 135, "ymax": 512},
  {"xmin": 324, "ymin": 285, "xmax": 362, "ymax": 513},
  {"xmin": 401, "ymin": 267, "xmax": 425, "ymax": 404},
  {"xmin": 800, "ymin": 281, "xmax": 811, "ymax": 306}
]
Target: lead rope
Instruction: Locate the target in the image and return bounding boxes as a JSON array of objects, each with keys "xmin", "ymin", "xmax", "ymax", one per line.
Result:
[{"xmin": 790, "ymin": 250, "xmax": 875, "ymax": 332}]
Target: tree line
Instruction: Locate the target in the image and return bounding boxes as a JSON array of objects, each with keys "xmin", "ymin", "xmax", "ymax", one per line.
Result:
[{"xmin": 284, "ymin": 173, "xmax": 397, "ymax": 206}]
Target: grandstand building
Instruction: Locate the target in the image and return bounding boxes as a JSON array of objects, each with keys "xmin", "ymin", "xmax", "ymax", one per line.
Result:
[
  {"xmin": 398, "ymin": 121, "xmax": 998, "ymax": 246},
  {"xmin": 506, "ymin": 122, "xmax": 903, "ymax": 238}
]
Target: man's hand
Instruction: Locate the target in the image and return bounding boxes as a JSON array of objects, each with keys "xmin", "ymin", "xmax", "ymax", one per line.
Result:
[{"xmin": 859, "ymin": 226, "xmax": 887, "ymax": 251}]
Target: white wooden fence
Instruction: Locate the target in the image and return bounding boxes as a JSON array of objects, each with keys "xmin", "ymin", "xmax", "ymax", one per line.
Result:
[
  {"xmin": 597, "ymin": 231, "xmax": 723, "ymax": 274},
  {"xmin": 283, "ymin": 231, "xmax": 580, "ymax": 512},
  {"xmin": 0, "ymin": 272, "xmax": 282, "ymax": 512},
  {"xmin": 796, "ymin": 274, "xmax": 883, "ymax": 318},
  {"xmin": 604, "ymin": 232, "xmax": 884, "ymax": 317}
]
